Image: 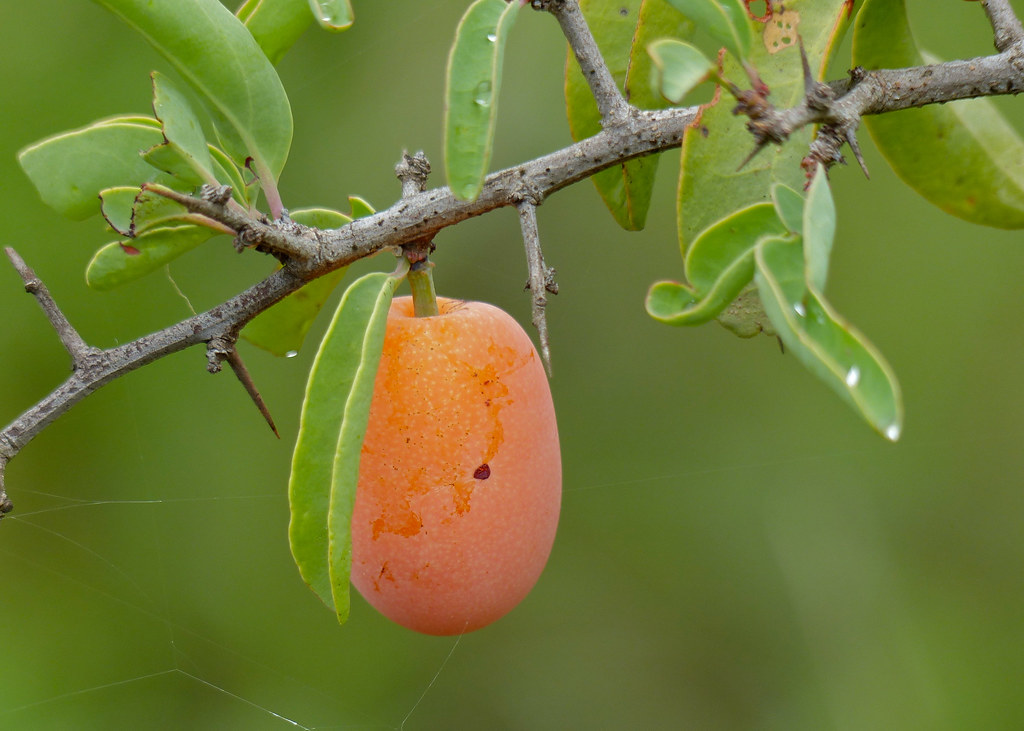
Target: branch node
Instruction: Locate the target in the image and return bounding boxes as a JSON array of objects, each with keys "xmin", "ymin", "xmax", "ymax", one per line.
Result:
[
  {"xmin": 201, "ymin": 184, "xmax": 233, "ymax": 206},
  {"xmin": 396, "ymin": 151, "xmax": 432, "ymax": 198}
]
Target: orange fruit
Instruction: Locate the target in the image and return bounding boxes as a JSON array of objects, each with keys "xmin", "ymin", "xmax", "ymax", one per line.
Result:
[{"xmin": 350, "ymin": 296, "xmax": 561, "ymax": 635}]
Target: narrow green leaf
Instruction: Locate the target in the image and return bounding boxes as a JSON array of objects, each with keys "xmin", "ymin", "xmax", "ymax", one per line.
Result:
[
  {"xmin": 802, "ymin": 166, "xmax": 835, "ymax": 292},
  {"xmin": 150, "ymin": 72, "xmax": 217, "ymax": 185},
  {"xmin": 444, "ymin": 0, "xmax": 519, "ymax": 201},
  {"xmin": 241, "ymin": 208, "xmax": 354, "ymax": 357},
  {"xmin": 755, "ymin": 236, "xmax": 903, "ymax": 441},
  {"xmin": 94, "ymin": 0, "xmax": 293, "ymax": 185},
  {"xmin": 663, "ymin": 0, "xmax": 753, "ymax": 60},
  {"xmin": 853, "ymin": 0, "xmax": 1024, "ymax": 228},
  {"xmin": 309, "ymin": 0, "xmax": 354, "ymax": 31},
  {"xmin": 647, "ymin": 203, "xmax": 787, "ymax": 325},
  {"xmin": 18, "ymin": 117, "xmax": 172, "ymax": 220},
  {"xmin": 648, "ymin": 38, "xmax": 714, "ymax": 103},
  {"xmin": 237, "ymin": 0, "xmax": 313, "ymax": 65},
  {"xmin": 86, "ymin": 225, "xmax": 218, "ymax": 290},
  {"xmin": 771, "ymin": 182, "xmax": 805, "ymax": 233},
  {"xmin": 565, "ymin": 0, "xmax": 695, "ymax": 230},
  {"xmin": 288, "ymin": 271, "xmax": 401, "ymax": 620}
]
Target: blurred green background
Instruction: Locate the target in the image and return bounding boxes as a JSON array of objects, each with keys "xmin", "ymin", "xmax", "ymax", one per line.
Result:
[{"xmin": 2, "ymin": 1, "xmax": 1023, "ymax": 728}]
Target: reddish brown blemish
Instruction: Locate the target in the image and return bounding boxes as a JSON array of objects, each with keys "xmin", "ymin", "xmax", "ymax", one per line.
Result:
[
  {"xmin": 474, "ymin": 464, "xmax": 491, "ymax": 480},
  {"xmin": 373, "ymin": 561, "xmax": 397, "ymax": 592},
  {"xmin": 120, "ymin": 243, "xmax": 141, "ymax": 256},
  {"xmin": 744, "ymin": 0, "xmax": 771, "ymax": 22}
]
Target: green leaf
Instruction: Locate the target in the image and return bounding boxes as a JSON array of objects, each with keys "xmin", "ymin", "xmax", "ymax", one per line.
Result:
[
  {"xmin": 802, "ymin": 166, "xmax": 835, "ymax": 292},
  {"xmin": 755, "ymin": 236, "xmax": 903, "ymax": 441},
  {"xmin": 646, "ymin": 203, "xmax": 786, "ymax": 325},
  {"xmin": 679, "ymin": 0, "xmax": 857, "ymax": 250},
  {"xmin": 346, "ymin": 195, "xmax": 375, "ymax": 220},
  {"xmin": 663, "ymin": 0, "xmax": 753, "ymax": 60},
  {"xmin": 853, "ymin": 0, "xmax": 1024, "ymax": 228},
  {"xmin": 94, "ymin": 0, "xmax": 293, "ymax": 187},
  {"xmin": 648, "ymin": 38, "xmax": 714, "ymax": 103},
  {"xmin": 241, "ymin": 208, "xmax": 354, "ymax": 357},
  {"xmin": 771, "ymin": 182, "xmax": 805, "ymax": 233},
  {"xmin": 237, "ymin": 0, "xmax": 313, "ymax": 65},
  {"xmin": 288, "ymin": 270, "xmax": 401, "ymax": 622},
  {"xmin": 86, "ymin": 225, "xmax": 219, "ymax": 290},
  {"xmin": 150, "ymin": 72, "xmax": 217, "ymax": 185},
  {"xmin": 444, "ymin": 0, "xmax": 519, "ymax": 201},
  {"xmin": 309, "ymin": 0, "xmax": 354, "ymax": 31},
  {"xmin": 18, "ymin": 117, "xmax": 173, "ymax": 220},
  {"xmin": 686, "ymin": 202, "xmax": 786, "ymax": 292},
  {"xmin": 566, "ymin": 0, "xmax": 695, "ymax": 230}
]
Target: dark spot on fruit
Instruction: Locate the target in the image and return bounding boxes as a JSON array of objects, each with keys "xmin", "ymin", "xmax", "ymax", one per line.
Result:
[{"xmin": 474, "ymin": 464, "xmax": 491, "ymax": 480}]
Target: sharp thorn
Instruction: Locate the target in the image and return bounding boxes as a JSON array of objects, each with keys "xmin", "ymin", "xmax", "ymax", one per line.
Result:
[
  {"xmin": 225, "ymin": 348, "xmax": 280, "ymax": 438},
  {"xmin": 845, "ymin": 128, "xmax": 870, "ymax": 179},
  {"xmin": 737, "ymin": 140, "xmax": 769, "ymax": 171},
  {"xmin": 799, "ymin": 36, "xmax": 816, "ymax": 96}
]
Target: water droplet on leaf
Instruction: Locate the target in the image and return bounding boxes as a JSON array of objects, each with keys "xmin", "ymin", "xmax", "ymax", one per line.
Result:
[
  {"xmin": 285, "ymin": 350, "xmax": 299, "ymax": 358},
  {"xmin": 845, "ymin": 365, "xmax": 860, "ymax": 387},
  {"xmin": 793, "ymin": 302, "xmax": 806, "ymax": 317},
  {"xmin": 486, "ymin": 33, "xmax": 497, "ymax": 42},
  {"xmin": 885, "ymin": 423, "xmax": 901, "ymax": 441},
  {"xmin": 473, "ymin": 81, "xmax": 492, "ymax": 107}
]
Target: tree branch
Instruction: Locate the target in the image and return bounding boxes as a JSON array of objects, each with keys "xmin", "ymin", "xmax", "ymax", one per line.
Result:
[
  {"xmin": 736, "ymin": 39, "xmax": 1024, "ymax": 173},
  {"xmin": 0, "ymin": 104, "xmax": 700, "ymax": 516}
]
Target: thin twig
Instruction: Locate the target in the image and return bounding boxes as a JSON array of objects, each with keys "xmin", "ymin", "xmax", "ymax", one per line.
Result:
[
  {"xmin": 4, "ymin": 247, "xmax": 96, "ymax": 368},
  {"xmin": 148, "ymin": 184, "xmax": 314, "ymax": 260},
  {"xmin": 517, "ymin": 202, "xmax": 556, "ymax": 376},
  {"xmin": 981, "ymin": 0, "xmax": 1024, "ymax": 52},
  {"xmin": 545, "ymin": 0, "xmax": 630, "ymax": 124}
]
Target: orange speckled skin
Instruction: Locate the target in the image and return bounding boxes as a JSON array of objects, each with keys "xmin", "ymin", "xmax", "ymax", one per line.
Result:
[{"xmin": 350, "ymin": 296, "xmax": 561, "ymax": 635}]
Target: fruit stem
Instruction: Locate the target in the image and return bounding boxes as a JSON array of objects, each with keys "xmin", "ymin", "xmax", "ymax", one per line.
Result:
[{"xmin": 407, "ymin": 258, "xmax": 439, "ymax": 318}]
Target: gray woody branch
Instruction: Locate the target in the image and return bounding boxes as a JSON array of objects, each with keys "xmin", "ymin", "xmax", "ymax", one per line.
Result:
[
  {"xmin": 2, "ymin": 0, "xmax": 1024, "ymax": 517},
  {"xmin": 736, "ymin": 0, "xmax": 1024, "ymax": 173},
  {"xmin": 0, "ymin": 103, "xmax": 698, "ymax": 517}
]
